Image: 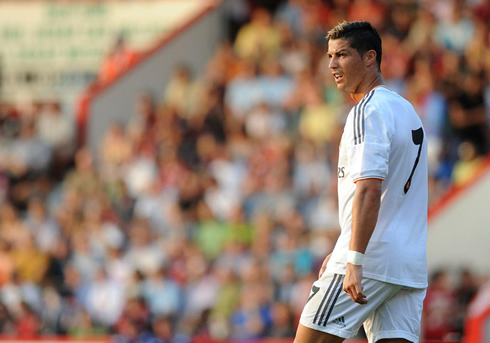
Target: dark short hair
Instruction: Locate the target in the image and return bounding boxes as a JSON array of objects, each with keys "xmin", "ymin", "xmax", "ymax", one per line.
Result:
[{"xmin": 327, "ymin": 21, "xmax": 382, "ymax": 71}]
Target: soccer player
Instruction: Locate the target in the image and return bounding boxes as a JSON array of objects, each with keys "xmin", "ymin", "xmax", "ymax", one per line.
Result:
[{"xmin": 295, "ymin": 21, "xmax": 428, "ymax": 343}]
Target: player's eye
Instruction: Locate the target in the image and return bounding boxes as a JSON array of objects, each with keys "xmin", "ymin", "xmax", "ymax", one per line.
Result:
[{"xmin": 327, "ymin": 54, "xmax": 333, "ymax": 59}]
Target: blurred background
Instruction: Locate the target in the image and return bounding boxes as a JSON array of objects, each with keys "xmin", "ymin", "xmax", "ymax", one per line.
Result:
[{"xmin": 0, "ymin": 0, "xmax": 489, "ymax": 342}]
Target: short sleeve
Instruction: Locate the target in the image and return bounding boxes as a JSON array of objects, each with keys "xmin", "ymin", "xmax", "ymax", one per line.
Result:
[{"xmin": 346, "ymin": 101, "xmax": 393, "ymax": 182}]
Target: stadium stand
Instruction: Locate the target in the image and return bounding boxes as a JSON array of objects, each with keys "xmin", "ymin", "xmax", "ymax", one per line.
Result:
[{"xmin": 0, "ymin": 0, "xmax": 489, "ymax": 342}]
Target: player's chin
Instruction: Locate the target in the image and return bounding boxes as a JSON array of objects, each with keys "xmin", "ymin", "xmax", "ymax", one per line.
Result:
[
  {"xmin": 336, "ymin": 83, "xmax": 347, "ymax": 92},
  {"xmin": 337, "ymin": 83, "xmax": 355, "ymax": 93}
]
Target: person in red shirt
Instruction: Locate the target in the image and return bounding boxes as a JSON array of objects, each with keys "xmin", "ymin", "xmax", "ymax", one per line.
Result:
[{"xmin": 99, "ymin": 35, "xmax": 138, "ymax": 85}]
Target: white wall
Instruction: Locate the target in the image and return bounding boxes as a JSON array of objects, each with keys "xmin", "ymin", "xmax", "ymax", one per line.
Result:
[
  {"xmin": 427, "ymin": 167, "xmax": 490, "ymax": 277},
  {"xmin": 87, "ymin": 2, "xmax": 223, "ymax": 153}
]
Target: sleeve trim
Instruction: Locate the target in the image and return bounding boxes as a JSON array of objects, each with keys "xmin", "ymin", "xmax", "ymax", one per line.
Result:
[{"xmin": 353, "ymin": 176, "xmax": 385, "ymax": 183}]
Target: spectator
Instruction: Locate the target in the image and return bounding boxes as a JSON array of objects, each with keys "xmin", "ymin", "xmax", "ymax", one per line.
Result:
[
  {"xmin": 434, "ymin": 1, "xmax": 474, "ymax": 54},
  {"xmin": 451, "ymin": 141, "xmax": 486, "ymax": 187},
  {"xmin": 83, "ymin": 268, "xmax": 125, "ymax": 327},
  {"xmin": 266, "ymin": 302, "xmax": 295, "ymax": 338},
  {"xmin": 24, "ymin": 197, "xmax": 60, "ymax": 254},
  {"xmin": 36, "ymin": 102, "xmax": 74, "ymax": 177},
  {"xmin": 15, "ymin": 302, "xmax": 41, "ymax": 338},
  {"xmin": 8, "ymin": 119, "xmax": 52, "ymax": 178},
  {"xmin": 141, "ymin": 267, "xmax": 181, "ymax": 318},
  {"xmin": 234, "ymin": 8, "xmax": 282, "ymax": 61},
  {"xmin": 0, "ymin": 303, "xmax": 15, "ymax": 335},
  {"xmin": 163, "ymin": 65, "xmax": 202, "ymax": 119},
  {"xmin": 423, "ymin": 270, "xmax": 455, "ymax": 341},
  {"xmin": 98, "ymin": 35, "xmax": 138, "ymax": 85},
  {"xmin": 453, "ymin": 269, "xmax": 479, "ymax": 337}
]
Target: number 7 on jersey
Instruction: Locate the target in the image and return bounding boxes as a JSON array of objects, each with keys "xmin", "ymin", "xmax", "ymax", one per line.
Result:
[{"xmin": 404, "ymin": 127, "xmax": 424, "ymax": 194}]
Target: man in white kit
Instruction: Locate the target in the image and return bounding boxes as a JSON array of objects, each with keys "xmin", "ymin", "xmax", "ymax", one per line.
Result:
[{"xmin": 295, "ymin": 21, "xmax": 428, "ymax": 343}]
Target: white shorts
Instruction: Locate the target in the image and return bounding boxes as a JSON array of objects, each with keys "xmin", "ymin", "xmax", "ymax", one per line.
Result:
[{"xmin": 299, "ymin": 273, "xmax": 426, "ymax": 343}]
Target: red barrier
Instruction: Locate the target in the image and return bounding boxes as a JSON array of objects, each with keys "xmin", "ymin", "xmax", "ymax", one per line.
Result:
[
  {"xmin": 0, "ymin": 337, "xmax": 461, "ymax": 343},
  {"xmin": 0, "ymin": 338, "xmax": 108, "ymax": 343},
  {"xmin": 192, "ymin": 339, "xmax": 458, "ymax": 343},
  {"xmin": 192, "ymin": 339, "xmax": 367, "ymax": 343}
]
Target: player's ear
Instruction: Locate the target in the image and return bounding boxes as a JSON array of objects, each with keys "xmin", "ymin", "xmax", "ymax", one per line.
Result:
[{"xmin": 364, "ymin": 50, "xmax": 377, "ymax": 68}]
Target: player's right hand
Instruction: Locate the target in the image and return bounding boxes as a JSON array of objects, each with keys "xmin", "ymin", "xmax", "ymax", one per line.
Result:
[{"xmin": 318, "ymin": 253, "xmax": 332, "ymax": 278}]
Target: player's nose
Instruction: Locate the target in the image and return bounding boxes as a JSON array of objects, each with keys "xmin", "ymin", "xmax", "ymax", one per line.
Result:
[{"xmin": 329, "ymin": 56, "xmax": 339, "ymax": 70}]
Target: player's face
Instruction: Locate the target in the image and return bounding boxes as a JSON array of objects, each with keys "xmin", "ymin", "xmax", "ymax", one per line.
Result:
[{"xmin": 327, "ymin": 38, "xmax": 366, "ymax": 94}]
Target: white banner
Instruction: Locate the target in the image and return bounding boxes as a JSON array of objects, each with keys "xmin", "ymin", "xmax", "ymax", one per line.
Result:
[{"xmin": 0, "ymin": 0, "xmax": 213, "ymax": 99}]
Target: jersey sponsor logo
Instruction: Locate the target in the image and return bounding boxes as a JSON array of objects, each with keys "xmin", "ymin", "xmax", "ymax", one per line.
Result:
[
  {"xmin": 338, "ymin": 167, "xmax": 345, "ymax": 179},
  {"xmin": 331, "ymin": 316, "xmax": 346, "ymax": 328}
]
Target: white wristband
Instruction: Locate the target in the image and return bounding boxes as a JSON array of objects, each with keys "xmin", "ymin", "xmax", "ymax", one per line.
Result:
[{"xmin": 347, "ymin": 250, "xmax": 364, "ymax": 266}]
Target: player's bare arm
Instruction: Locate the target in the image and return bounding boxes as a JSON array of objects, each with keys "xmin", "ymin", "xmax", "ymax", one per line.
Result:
[{"xmin": 344, "ymin": 178, "xmax": 381, "ymax": 304}]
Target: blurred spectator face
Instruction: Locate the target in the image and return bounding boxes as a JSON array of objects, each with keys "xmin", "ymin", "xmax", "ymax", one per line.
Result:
[
  {"xmin": 1, "ymin": 203, "xmax": 18, "ymax": 223},
  {"xmin": 260, "ymin": 58, "xmax": 283, "ymax": 77},
  {"xmin": 152, "ymin": 316, "xmax": 173, "ymax": 339},
  {"xmin": 451, "ymin": 3, "xmax": 464, "ymax": 22},
  {"xmin": 134, "ymin": 92, "xmax": 154, "ymax": 118},
  {"xmin": 197, "ymin": 133, "xmax": 217, "ymax": 162},
  {"xmin": 271, "ymin": 302, "xmax": 292, "ymax": 327},
  {"xmin": 27, "ymin": 198, "xmax": 46, "ymax": 221},
  {"xmin": 252, "ymin": 8, "xmax": 271, "ymax": 27},
  {"xmin": 457, "ymin": 141, "xmax": 478, "ymax": 161},
  {"xmin": 129, "ymin": 220, "xmax": 150, "ymax": 247},
  {"xmin": 464, "ymin": 73, "xmax": 483, "ymax": 96},
  {"xmin": 441, "ymin": 52, "xmax": 461, "ymax": 76},
  {"xmin": 63, "ymin": 264, "xmax": 81, "ymax": 291},
  {"xmin": 391, "ymin": 5, "xmax": 413, "ymax": 34},
  {"xmin": 108, "ymin": 122, "xmax": 124, "ymax": 138},
  {"xmin": 175, "ymin": 66, "xmax": 191, "ymax": 84},
  {"xmin": 197, "ymin": 200, "xmax": 215, "ymax": 221},
  {"xmin": 75, "ymin": 148, "xmax": 94, "ymax": 173},
  {"xmin": 19, "ymin": 120, "xmax": 36, "ymax": 139}
]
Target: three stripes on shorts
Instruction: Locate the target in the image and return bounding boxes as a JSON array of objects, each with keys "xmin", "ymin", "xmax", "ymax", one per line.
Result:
[{"xmin": 313, "ymin": 274, "xmax": 345, "ymax": 326}]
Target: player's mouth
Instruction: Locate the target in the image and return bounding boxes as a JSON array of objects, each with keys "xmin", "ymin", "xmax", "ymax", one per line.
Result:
[{"xmin": 333, "ymin": 73, "xmax": 343, "ymax": 83}]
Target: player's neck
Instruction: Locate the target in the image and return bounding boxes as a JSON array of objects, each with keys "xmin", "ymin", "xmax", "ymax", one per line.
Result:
[{"xmin": 351, "ymin": 73, "xmax": 385, "ymax": 103}]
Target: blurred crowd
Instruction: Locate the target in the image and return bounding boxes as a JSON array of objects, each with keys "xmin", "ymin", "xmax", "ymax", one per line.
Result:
[{"xmin": 1, "ymin": 0, "xmax": 490, "ymax": 342}]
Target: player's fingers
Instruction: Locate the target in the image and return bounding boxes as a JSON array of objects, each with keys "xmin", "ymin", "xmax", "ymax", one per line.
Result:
[
  {"xmin": 356, "ymin": 294, "xmax": 368, "ymax": 304},
  {"xmin": 344, "ymin": 283, "xmax": 367, "ymax": 304},
  {"xmin": 355, "ymin": 296, "xmax": 368, "ymax": 305},
  {"xmin": 353, "ymin": 285, "xmax": 367, "ymax": 304},
  {"xmin": 343, "ymin": 284, "xmax": 356, "ymax": 302},
  {"xmin": 344, "ymin": 287, "xmax": 354, "ymax": 302}
]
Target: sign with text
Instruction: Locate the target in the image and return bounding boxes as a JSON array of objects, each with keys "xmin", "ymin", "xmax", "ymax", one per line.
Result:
[{"xmin": 0, "ymin": 0, "xmax": 211, "ymax": 99}]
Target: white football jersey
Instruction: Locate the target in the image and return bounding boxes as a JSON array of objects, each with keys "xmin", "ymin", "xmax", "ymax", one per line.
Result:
[{"xmin": 326, "ymin": 86, "xmax": 428, "ymax": 288}]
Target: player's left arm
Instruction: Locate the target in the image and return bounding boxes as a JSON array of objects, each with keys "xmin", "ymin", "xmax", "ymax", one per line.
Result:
[{"xmin": 343, "ymin": 178, "xmax": 382, "ymax": 304}]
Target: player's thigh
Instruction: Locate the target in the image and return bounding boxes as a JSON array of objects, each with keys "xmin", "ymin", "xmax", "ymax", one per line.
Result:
[
  {"xmin": 294, "ymin": 323, "xmax": 345, "ymax": 343},
  {"xmin": 298, "ymin": 273, "xmax": 401, "ymax": 340},
  {"xmin": 364, "ymin": 287, "xmax": 426, "ymax": 343}
]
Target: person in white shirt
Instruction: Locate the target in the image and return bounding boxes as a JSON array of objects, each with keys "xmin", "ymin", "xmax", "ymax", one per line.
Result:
[{"xmin": 295, "ymin": 21, "xmax": 428, "ymax": 343}]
